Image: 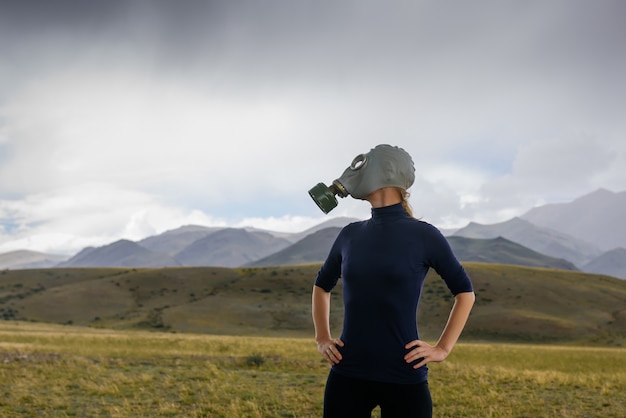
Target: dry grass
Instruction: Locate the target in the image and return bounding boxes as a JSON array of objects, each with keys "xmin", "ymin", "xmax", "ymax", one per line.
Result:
[{"xmin": 1, "ymin": 321, "xmax": 624, "ymax": 417}]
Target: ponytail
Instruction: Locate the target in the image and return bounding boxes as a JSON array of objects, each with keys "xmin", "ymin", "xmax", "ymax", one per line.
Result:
[{"xmin": 400, "ymin": 189, "xmax": 414, "ymax": 218}]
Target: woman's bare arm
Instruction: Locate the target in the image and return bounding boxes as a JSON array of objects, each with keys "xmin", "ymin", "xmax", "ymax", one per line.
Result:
[
  {"xmin": 312, "ymin": 285, "xmax": 344, "ymax": 365},
  {"xmin": 404, "ymin": 291, "xmax": 475, "ymax": 368}
]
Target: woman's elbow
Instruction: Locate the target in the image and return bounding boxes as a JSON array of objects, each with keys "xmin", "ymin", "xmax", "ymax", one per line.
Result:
[{"xmin": 456, "ymin": 291, "xmax": 476, "ymax": 305}]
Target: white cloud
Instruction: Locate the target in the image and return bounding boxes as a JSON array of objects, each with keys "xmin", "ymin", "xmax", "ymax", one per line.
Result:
[
  {"xmin": 484, "ymin": 134, "xmax": 619, "ymax": 202},
  {"xmin": 235, "ymin": 215, "xmax": 328, "ymax": 233},
  {"xmin": 0, "ymin": 183, "xmax": 230, "ymax": 254},
  {"xmin": 0, "ymin": 72, "xmax": 303, "ymax": 195}
]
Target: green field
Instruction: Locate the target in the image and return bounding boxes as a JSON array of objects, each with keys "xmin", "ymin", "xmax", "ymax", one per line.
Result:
[{"xmin": 1, "ymin": 321, "xmax": 624, "ymax": 417}]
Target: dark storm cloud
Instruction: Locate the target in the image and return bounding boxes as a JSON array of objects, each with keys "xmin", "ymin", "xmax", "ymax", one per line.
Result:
[{"xmin": 3, "ymin": 0, "xmax": 625, "ymax": 89}]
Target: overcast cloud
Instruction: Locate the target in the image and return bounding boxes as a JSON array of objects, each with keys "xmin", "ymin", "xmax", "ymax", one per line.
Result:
[{"xmin": 1, "ymin": 0, "xmax": 625, "ymax": 255}]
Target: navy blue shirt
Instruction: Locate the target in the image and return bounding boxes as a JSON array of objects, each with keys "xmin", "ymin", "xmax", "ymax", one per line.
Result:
[{"xmin": 314, "ymin": 203, "xmax": 473, "ymax": 384}]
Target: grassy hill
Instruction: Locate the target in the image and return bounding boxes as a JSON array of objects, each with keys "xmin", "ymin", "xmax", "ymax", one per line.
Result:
[{"xmin": 1, "ymin": 263, "xmax": 625, "ymax": 345}]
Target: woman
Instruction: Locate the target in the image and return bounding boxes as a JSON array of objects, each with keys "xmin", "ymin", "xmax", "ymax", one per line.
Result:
[{"xmin": 311, "ymin": 145, "xmax": 475, "ymax": 417}]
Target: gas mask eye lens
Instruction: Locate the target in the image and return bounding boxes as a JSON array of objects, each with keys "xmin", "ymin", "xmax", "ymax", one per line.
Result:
[{"xmin": 350, "ymin": 154, "xmax": 367, "ymax": 170}]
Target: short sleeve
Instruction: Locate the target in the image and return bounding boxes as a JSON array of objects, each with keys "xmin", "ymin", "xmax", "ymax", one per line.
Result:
[
  {"xmin": 313, "ymin": 228, "xmax": 346, "ymax": 292},
  {"xmin": 425, "ymin": 225, "xmax": 474, "ymax": 295}
]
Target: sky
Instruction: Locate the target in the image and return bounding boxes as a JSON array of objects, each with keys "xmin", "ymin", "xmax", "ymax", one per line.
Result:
[{"xmin": 1, "ymin": 0, "xmax": 625, "ymax": 255}]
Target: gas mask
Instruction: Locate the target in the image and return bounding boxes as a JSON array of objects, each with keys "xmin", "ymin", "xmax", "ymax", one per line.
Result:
[{"xmin": 308, "ymin": 144, "xmax": 415, "ymax": 213}]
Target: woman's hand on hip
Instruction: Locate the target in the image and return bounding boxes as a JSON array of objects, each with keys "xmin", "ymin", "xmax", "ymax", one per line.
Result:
[
  {"xmin": 404, "ymin": 340, "xmax": 448, "ymax": 369},
  {"xmin": 316, "ymin": 338, "xmax": 344, "ymax": 365}
]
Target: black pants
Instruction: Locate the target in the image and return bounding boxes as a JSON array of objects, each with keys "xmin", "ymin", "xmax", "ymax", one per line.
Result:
[{"xmin": 323, "ymin": 370, "xmax": 433, "ymax": 418}]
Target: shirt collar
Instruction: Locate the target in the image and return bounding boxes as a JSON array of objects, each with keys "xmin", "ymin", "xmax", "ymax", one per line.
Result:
[{"xmin": 370, "ymin": 202, "xmax": 409, "ymax": 223}]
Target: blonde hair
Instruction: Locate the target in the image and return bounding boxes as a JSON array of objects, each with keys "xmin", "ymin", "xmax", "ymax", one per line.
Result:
[{"xmin": 400, "ymin": 189, "xmax": 414, "ymax": 218}]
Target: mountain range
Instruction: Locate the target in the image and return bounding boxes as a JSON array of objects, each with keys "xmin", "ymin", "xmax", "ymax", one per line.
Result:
[
  {"xmin": 452, "ymin": 217, "xmax": 601, "ymax": 266},
  {"xmin": 1, "ymin": 189, "xmax": 625, "ymax": 279}
]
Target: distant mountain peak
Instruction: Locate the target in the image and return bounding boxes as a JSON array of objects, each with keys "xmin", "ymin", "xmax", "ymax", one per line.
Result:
[
  {"xmin": 112, "ymin": 239, "xmax": 135, "ymax": 245},
  {"xmin": 0, "ymin": 249, "xmax": 68, "ymax": 270},
  {"xmin": 574, "ymin": 188, "xmax": 615, "ymax": 202},
  {"xmin": 157, "ymin": 224, "xmax": 221, "ymax": 236},
  {"xmin": 522, "ymin": 187, "xmax": 626, "ymax": 251},
  {"xmin": 582, "ymin": 247, "xmax": 626, "ymax": 279},
  {"xmin": 59, "ymin": 238, "xmax": 180, "ymax": 268}
]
